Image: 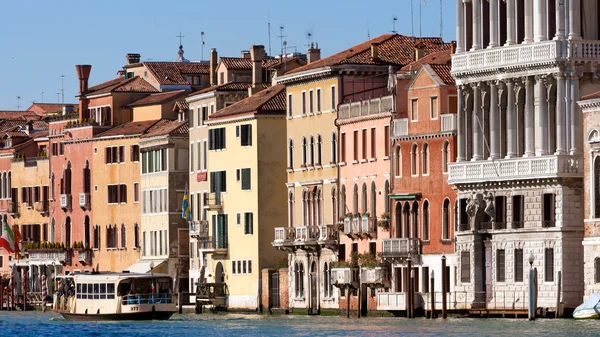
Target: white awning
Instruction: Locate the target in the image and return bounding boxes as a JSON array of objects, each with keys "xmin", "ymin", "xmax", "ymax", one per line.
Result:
[{"xmin": 124, "ymin": 259, "xmax": 167, "ymax": 274}]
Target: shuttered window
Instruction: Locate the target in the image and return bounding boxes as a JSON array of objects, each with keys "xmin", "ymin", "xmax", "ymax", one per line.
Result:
[
  {"xmin": 241, "ymin": 168, "xmax": 251, "ymax": 190},
  {"xmin": 241, "ymin": 124, "xmax": 252, "ymax": 146},
  {"xmin": 461, "ymin": 251, "xmax": 470, "ymax": 283},
  {"xmin": 496, "ymin": 249, "xmax": 506, "ymax": 282},
  {"xmin": 545, "ymin": 248, "xmax": 554, "ymax": 282},
  {"xmin": 244, "ymin": 212, "xmax": 253, "ymax": 235},
  {"xmin": 210, "ymin": 171, "xmax": 227, "ymax": 193},
  {"xmin": 515, "ymin": 249, "xmax": 524, "ymax": 282},
  {"xmin": 208, "ymin": 128, "xmax": 226, "ymax": 150}
]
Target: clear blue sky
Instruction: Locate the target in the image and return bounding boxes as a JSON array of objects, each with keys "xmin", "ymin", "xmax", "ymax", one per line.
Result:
[{"xmin": 0, "ymin": 0, "xmax": 456, "ymax": 110}]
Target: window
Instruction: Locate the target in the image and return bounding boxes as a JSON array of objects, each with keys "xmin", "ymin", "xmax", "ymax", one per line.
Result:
[
  {"xmin": 52, "ymin": 143, "xmax": 58, "ymax": 157},
  {"xmin": 134, "ymin": 223, "xmax": 140, "ymax": 248},
  {"xmin": 595, "ymin": 156, "xmax": 600, "ymax": 218},
  {"xmin": 188, "ymin": 109, "xmax": 194, "ymax": 128},
  {"xmin": 353, "ymin": 130, "xmax": 359, "ymax": 161},
  {"xmin": 60, "ymin": 142, "xmax": 65, "ymax": 155},
  {"xmin": 209, "ymin": 171, "xmax": 227, "ymax": 193},
  {"xmin": 201, "ymin": 106, "xmax": 208, "ymax": 125},
  {"xmin": 309, "ymin": 136, "xmax": 315, "ymax": 165},
  {"xmin": 340, "ymin": 133, "xmax": 346, "ymax": 163},
  {"xmin": 120, "ymin": 223, "xmax": 126, "ymax": 248},
  {"xmin": 543, "ymin": 193, "xmax": 555, "ymax": 227},
  {"xmin": 442, "ymin": 199, "xmax": 450, "ymax": 240},
  {"xmin": 461, "ymin": 251, "xmax": 470, "ymax": 283},
  {"xmin": 203, "ymin": 141, "xmax": 207, "ymax": 170},
  {"xmin": 395, "ymin": 146, "xmax": 402, "ymax": 176},
  {"xmin": 323, "ymin": 262, "xmax": 330, "ymax": 298},
  {"xmin": 411, "ymin": 143, "xmax": 418, "ymax": 175},
  {"xmin": 362, "ymin": 129, "xmax": 367, "ymax": 160},
  {"xmin": 595, "ymin": 257, "xmax": 600, "ymax": 283},
  {"xmin": 384, "ymin": 180, "xmax": 389, "ymax": 213},
  {"xmin": 384, "ymin": 125, "xmax": 390, "ymax": 157},
  {"xmin": 94, "ymin": 225, "xmax": 100, "ymax": 249},
  {"xmin": 131, "ymin": 145, "xmax": 140, "ymax": 162},
  {"xmin": 288, "ymin": 139, "xmax": 294, "ymax": 168},
  {"xmin": 331, "ymin": 86, "xmax": 336, "ymax": 109},
  {"xmin": 497, "ymin": 249, "xmax": 506, "ymax": 282},
  {"xmin": 442, "ymin": 141, "xmax": 450, "ymax": 173},
  {"xmin": 208, "ymin": 127, "xmax": 226, "ymax": 150},
  {"xmin": 316, "ymin": 88, "xmax": 321, "ymax": 112},
  {"xmin": 302, "ymin": 137, "xmax": 307, "ymax": 166},
  {"xmin": 370, "ymin": 128, "xmax": 376, "ymax": 159},
  {"xmin": 190, "ymin": 143, "xmax": 194, "ymax": 172},
  {"xmin": 422, "ymin": 143, "xmax": 429, "ymax": 175},
  {"xmin": 512, "ymin": 195, "xmax": 524, "ymax": 228},
  {"xmin": 241, "ymin": 168, "xmax": 251, "ymax": 190},
  {"xmin": 422, "ymin": 266, "xmax": 430, "ymax": 293},
  {"xmin": 107, "ymin": 184, "xmax": 127, "ymax": 204},
  {"xmin": 515, "ymin": 248, "xmax": 524, "ymax": 282},
  {"xmin": 302, "ymin": 91, "xmax": 306, "ymax": 115},
  {"xmin": 244, "ymin": 212, "xmax": 253, "ymax": 235},
  {"xmin": 545, "ymin": 248, "xmax": 554, "ymax": 282},
  {"xmin": 133, "ymin": 183, "xmax": 139, "ymax": 203},
  {"xmin": 422, "ymin": 200, "xmax": 430, "ymax": 241},
  {"xmin": 288, "ymin": 94, "xmax": 293, "ymax": 117},
  {"xmin": 331, "ymin": 132, "xmax": 337, "ymax": 163},
  {"xmin": 317, "ymin": 135, "xmax": 322, "ymax": 165},
  {"xmin": 241, "ymin": 124, "xmax": 252, "ymax": 146},
  {"xmin": 105, "ymin": 146, "xmax": 126, "ymax": 164},
  {"xmin": 197, "ymin": 141, "xmax": 202, "ymax": 170},
  {"xmin": 309, "ymin": 90, "xmax": 314, "ymax": 113},
  {"xmin": 411, "ymin": 99, "xmax": 418, "ymax": 121},
  {"xmin": 430, "ymin": 96, "xmax": 438, "ymax": 119}
]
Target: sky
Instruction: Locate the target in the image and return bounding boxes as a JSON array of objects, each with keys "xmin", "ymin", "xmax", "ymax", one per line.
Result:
[{"xmin": 0, "ymin": 0, "xmax": 456, "ymax": 110}]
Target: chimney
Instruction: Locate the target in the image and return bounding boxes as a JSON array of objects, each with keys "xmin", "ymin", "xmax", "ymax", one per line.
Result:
[
  {"xmin": 450, "ymin": 40, "xmax": 457, "ymax": 54},
  {"xmin": 414, "ymin": 42, "xmax": 426, "ymax": 61},
  {"xmin": 307, "ymin": 42, "xmax": 321, "ymax": 63},
  {"xmin": 75, "ymin": 64, "xmax": 92, "ymax": 120},
  {"xmin": 241, "ymin": 50, "xmax": 251, "ymax": 59},
  {"xmin": 126, "ymin": 53, "xmax": 141, "ymax": 64},
  {"xmin": 210, "ymin": 48, "xmax": 218, "ymax": 86},
  {"xmin": 250, "ymin": 45, "xmax": 265, "ymax": 94},
  {"xmin": 371, "ymin": 43, "xmax": 380, "ymax": 61}
]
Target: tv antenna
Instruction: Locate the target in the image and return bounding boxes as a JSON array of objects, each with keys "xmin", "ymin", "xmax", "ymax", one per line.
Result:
[
  {"xmin": 200, "ymin": 32, "xmax": 205, "ymax": 61},
  {"xmin": 439, "ymin": 0, "xmax": 443, "ymax": 39},
  {"xmin": 60, "ymin": 75, "xmax": 66, "ymax": 104},
  {"xmin": 278, "ymin": 25, "xmax": 287, "ymax": 57},
  {"xmin": 306, "ymin": 31, "xmax": 313, "ymax": 48},
  {"xmin": 392, "ymin": 15, "xmax": 398, "ymax": 34},
  {"xmin": 41, "ymin": 92, "xmax": 44, "ymax": 103},
  {"xmin": 56, "ymin": 92, "xmax": 60, "ymax": 102},
  {"xmin": 268, "ymin": 13, "xmax": 272, "ymax": 56},
  {"xmin": 16, "ymin": 96, "xmax": 21, "ymax": 111},
  {"xmin": 420, "ymin": 0, "xmax": 429, "ymax": 39},
  {"xmin": 411, "ymin": 0, "xmax": 414, "ymax": 36}
]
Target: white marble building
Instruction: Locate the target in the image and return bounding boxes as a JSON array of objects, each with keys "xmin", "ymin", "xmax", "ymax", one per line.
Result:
[{"xmin": 449, "ymin": 0, "xmax": 600, "ymax": 313}]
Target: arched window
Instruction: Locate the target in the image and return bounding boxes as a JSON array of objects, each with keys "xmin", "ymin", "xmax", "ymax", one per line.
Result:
[
  {"xmin": 411, "ymin": 202, "xmax": 419, "ymax": 238},
  {"xmin": 323, "ymin": 262, "xmax": 330, "ymax": 298},
  {"xmin": 94, "ymin": 224, "xmax": 100, "ymax": 249},
  {"xmin": 134, "ymin": 222, "xmax": 140, "ymax": 248},
  {"xmin": 395, "ymin": 146, "xmax": 402, "ymax": 176},
  {"xmin": 442, "ymin": 198, "xmax": 450, "ymax": 240},
  {"xmin": 62, "ymin": 161, "xmax": 72, "ymax": 195},
  {"xmin": 595, "ymin": 257, "xmax": 600, "ymax": 283},
  {"xmin": 370, "ymin": 182, "xmax": 376, "ymax": 218},
  {"xmin": 83, "ymin": 160, "xmax": 91, "ymax": 194},
  {"xmin": 331, "ymin": 187, "xmax": 337, "ymax": 225},
  {"xmin": 411, "ymin": 143, "xmax": 418, "ymax": 175},
  {"xmin": 317, "ymin": 134, "xmax": 322, "ymax": 165},
  {"xmin": 106, "ymin": 225, "xmax": 112, "ymax": 248},
  {"xmin": 384, "ymin": 180, "xmax": 390, "ymax": 213},
  {"xmin": 402, "ymin": 203, "xmax": 411, "ymax": 238},
  {"xmin": 294, "ymin": 263, "xmax": 300, "ymax": 297},
  {"xmin": 0, "ymin": 172, "xmax": 5, "ymax": 199},
  {"xmin": 442, "ymin": 140, "xmax": 450, "ymax": 173},
  {"xmin": 121, "ymin": 223, "xmax": 126, "ymax": 248},
  {"xmin": 288, "ymin": 139, "xmax": 294, "ymax": 168},
  {"xmin": 299, "ymin": 262, "xmax": 305, "ymax": 297},
  {"xmin": 353, "ymin": 184, "xmax": 359, "ymax": 214},
  {"xmin": 302, "ymin": 190, "xmax": 308, "ymax": 226},
  {"xmin": 331, "ymin": 132, "xmax": 337, "ymax": 163},
  {"xmin": 340, "ymin": 185, "xmax": 346, "ymax": 217},
  {"xmin": 422, "ymin": 200, "xmax": 430, "ymax": 241},
  {"xmin": 361, "ymin": 183, "xmax": 367, "ymax": 214},
  {"xmin": 394, "ymin": 202, "xmax": 402, "ymax": 238},
  {"xmin": 595, "ymin": 156, "xmax": 600, "ymax": 218},
  {"xmin": 422, "ymin": 142, "xmax": 429, "ymax": 175},
  {"xmin": 288, "ymin": 192, "xmax": 294, "ymax": 227},
  {"xmin": 316, "ymin": 189, "xmax": 322, "ymax": 226},
  {"xmin": 302, "ymin": 137, "xmax": 307, "ymax": 166},
  {"xmin": 309, "ymin": 136, "xmax": 315, "ymax": 165},
  {"xmin": 113, "ymin": 224, "xmax": 118, "ymax": 249},
  {"xmin": 51, "ymin": 173, "xmax": 55, "ymax": 200},
  {"xmin": 7, "ymin": 171, "xmax": 10, "ymax": 199}
]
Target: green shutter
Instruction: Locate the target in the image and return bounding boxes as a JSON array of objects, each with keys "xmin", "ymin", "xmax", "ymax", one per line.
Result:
[
  {"xmin": 212, "ymin": 214, "xmax": 217, "ymax": 248},
  {"xmin": 217, "ymin": 215, "xmax": 224, "ymax": 249},
  {"xmin": 223, "ymin": 214, "xmax": 228, "ymax": 248}
]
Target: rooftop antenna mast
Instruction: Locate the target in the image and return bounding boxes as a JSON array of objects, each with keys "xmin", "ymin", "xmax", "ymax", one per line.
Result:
[
  {"xmin": 56, "ymin": 92, "xmax": 60, "ymax": 103},
  {"xmin": 439, "ymin": 0, "xmax": 443, "ymax": 39},
  {"xmin": 411, "ymin": 0, "xmax": 414, "ymax": 36},
  {"xmin": 268, "ymin": 13, "xmax": 272, "ymax": 56},
  {"xmin": 60, "ymin": 75, "xmax": 66, "ymax": 104},
  {"xmin": 201, "ymin": 31, "xmax": 205, "ymax": 61},
  {"xmin": 392, "ymin": 15, "xmax": 398, "ymax": 34},
  {"xmin": 307, "ymin": 32, "xmax": 312, "ymax": 48},
  {"xmin": 16, "ymin": 96, "xmax": 21, "ymax": 111},
  {"xmin": 278, "ymin": 25, "xmax": 287, "ymax": 57},
  {"xmin": 41, "ymin": 92, "xmax": 44, "ymax": 103}
]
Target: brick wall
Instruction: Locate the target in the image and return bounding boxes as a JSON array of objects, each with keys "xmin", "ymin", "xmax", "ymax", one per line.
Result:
[
  {"xmin": 261, "ymin": 268, "xmax": 274, "ymax": 311},
  {"xmin": 279, "ymin": 268, "xmax": 289, "ymax": 310}
]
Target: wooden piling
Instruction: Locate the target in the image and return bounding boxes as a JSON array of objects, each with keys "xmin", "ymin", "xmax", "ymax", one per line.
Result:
[
  {"xmin": 407, "ymin": 259, "xmax": 412, "ymax": 318},
  {"xmin": 346, "ymin": 287, "xmax": 350, "ymax": 318},
  {"xmin": 556, "ymin": 271, "xmax": 561, "ymax": 318},
  {"xmin": 441, "ymin": 255, "xmax": 447, "ymax": 319},
  {"xmin": 430, "ymin": 273, "xmax": 435, "ymax": 319}
]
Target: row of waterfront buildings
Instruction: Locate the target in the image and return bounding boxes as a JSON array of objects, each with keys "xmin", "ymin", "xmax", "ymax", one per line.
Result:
[{"xmin": 2, "ymin": 0, "xmax": 600, "ymax": 316}]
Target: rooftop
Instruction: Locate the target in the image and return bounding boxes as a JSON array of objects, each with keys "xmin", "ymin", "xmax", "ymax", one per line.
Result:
[
  {"xmin": 96, "ymin": 119, "xmax": 161, "ymax": 138},
  {"xmin": 128, "ymin": 90, "xmax": 189, "ymax": 107},
  {"xmin": 141, "ymin": 119, "xmax": 188, "ymax": 138},
  {"xmin": 86, "ymin": 76, "xmax": 159, "ymax": 96},
  {"xmin": 142, "ymin": 62, "xmax": 209, "ymax": 86},
  {"xmin": 208, "ymin": 84, "xmax": 286, "ymax": 120}
]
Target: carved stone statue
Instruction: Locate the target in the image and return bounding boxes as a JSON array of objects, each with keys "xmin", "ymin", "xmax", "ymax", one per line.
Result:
[{"xmin": 484, "ymin": 191, "xmax": 495, "ymax": 221}]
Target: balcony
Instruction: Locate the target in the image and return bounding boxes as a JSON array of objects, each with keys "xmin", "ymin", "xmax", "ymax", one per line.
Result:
[
  {"xmin": 360, "ymin": 267, "xmax": 388, "ymax": 286},
  {"xmin": 440, "ymin": 114, "xmax": 456, "ymax": 133},
  {"xmin": 79, "ymin": 193, "xmax": 90, "ymax": 210},
  {"xmin": 28, "ymin": 248, "xmax": 71, "ymax": 265},
  {"xmin": 381, "ymin": 238, "xmax": 420, "ymax": 259},
  {"xmin": 7, "ymin": 201, "xmax": 19, "ymax": 217},
  {"xmin": 190, "ymin": 220, "xmax": 209, "ymax": 238},
  {"xmin": 197, "ymin": 238, "xmax": 214, "ymax": 251},
  {"xmin": 34, "ymin": 201, "xmax": 49, "ymax": 215},
  {"xmin": 60, "ymin": 194, "xmax": 72, "ymax": 211},
  {"xmin": 206, "ymin": 192, "xmax": 223, "ymax": 210},
  {"xmin": 331, "ymin": 267, "xmax": 358, "ymax": 288},
  {"xmin": 337, "ymin": 95, "xmax": 394, "ymax": 120},
  {"xmin": 392, "ymin": 118, "xmax": 408, "ymax": 138},
  {"xmin": 451, "ymin": 40, "xmax": 561, "ymax": 75},
  {"xmin": 77, "ymin": 249, "xmax": 92, "ymax": 265},
  {"xmin": 273, "ymin": 225, "xmax": 338, "ymax": 250},
  {"xmin": 377, "ymin": 292, "xmax": 425, "ymax": 311},
  {"xmin": 448, "ymin": 155, "xmax": 582, "ymax": 185}
]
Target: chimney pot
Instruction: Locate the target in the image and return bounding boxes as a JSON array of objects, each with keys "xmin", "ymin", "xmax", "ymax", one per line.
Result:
[
  {"xmin": 250, "ymin": 45, "xmax": 265, "ymax": 87},
  {"xmin": 126, "ymin": 53, "xmax": 141, "ymax": 65},
  {"xmin": 308, "ymin": 43, "xmax": 321, "ymax": 64},
  {"xmin": 371, "ymin": 43, "xmax": 380, "ymax": 61},
  {"xmin": 210, "ymin": 48, "xmax": 218, "ymax": 86},
  {"xmin": 75, "ymin": 64, "xmax": 92, "ymax": 120}
]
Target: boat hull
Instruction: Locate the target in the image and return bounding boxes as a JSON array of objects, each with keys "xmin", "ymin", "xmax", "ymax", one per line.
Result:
[
  {"xmin": 57, "ymin": 310, "xmax": 175, "ymax": 321},
  {"xmin": 573, "ymin": 309, "xmax": 600, "ymax": 320}
]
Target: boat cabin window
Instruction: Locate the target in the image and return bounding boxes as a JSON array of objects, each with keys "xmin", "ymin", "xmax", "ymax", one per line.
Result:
[{"xmin": 77, "ymin": 282, "xmax": 116, "ymax": 300}]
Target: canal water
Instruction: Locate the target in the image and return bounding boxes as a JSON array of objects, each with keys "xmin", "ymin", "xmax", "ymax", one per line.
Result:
[{"xmin": 1, "ymin": 311, "xmax": 599, "ymax": 336}]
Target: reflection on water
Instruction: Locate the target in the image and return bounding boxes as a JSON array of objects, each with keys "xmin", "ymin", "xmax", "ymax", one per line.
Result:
[{"xmin": 1, "ymin": 311, "xmax": 600, "ymax": 337}]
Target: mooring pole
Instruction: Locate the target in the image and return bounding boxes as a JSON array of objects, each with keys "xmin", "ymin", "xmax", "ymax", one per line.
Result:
[
  {"xmin": 430, "ymin": 270, "xmax": 435, "ymax": 319},
  {"xmin": 528, "ymin": 264, "xmax": 535, "ymax": 320},
  {"xmin": 410, "ymin": 268, "xmax": 415, "ymax": 319},
  {"xmin": 556, "ymin": 271, "xmax": 561, "ymax": 318},
  {"xmin": 407, "ymin": 258, "xmax": 412, "ymax": 318},
  {"xmin": 441, "ymin": 255, "xmax": 447, "ymax": 319},
  {"xmin": 346, "ymin": 287, "xmax": 350, "ymax": 318}
]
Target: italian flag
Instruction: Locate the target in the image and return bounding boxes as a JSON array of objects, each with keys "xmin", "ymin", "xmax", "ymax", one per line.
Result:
[{"xmin": 0, "ymin": 221, "xmax": 14, "ymax": 253}]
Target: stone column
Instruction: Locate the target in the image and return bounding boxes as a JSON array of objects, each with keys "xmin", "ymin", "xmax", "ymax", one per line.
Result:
[
  {"xmin": 472, "ymin": 83, "xmax": 483, "ymax": 160},
  {"xmin": 534, "ymin": 0, "xmax": 548, "ymax": 42},
  {"xmin": 569, "ymin": 0, "xmax": 581, "ymax": 40},
  {"xmin": 457, "ymin": 0, "xmax": 465, "ymax": 53},
  {"xmin": 489, "ymin": 81, "xmax": 500, "ymax": 159},
  {"xmin": 489, "ymin": 0, "xmax": 499, "ymax": 48},
  {"xmin": 554, "ymin": 0, "xmax": 566, "ymax": 40},
  {"xmin": 525, "ymin": 76, "xmax": 535, "ymax": 156},
  {"xmin": 505, "ymin": 0, "xmax": 516, "ymax": 45},
  {"xmin": 523, "ymin": 0, "xmax": 534, "ymax": 43},
  {"xmin": 472, "ymin": 0, "xmax": 482, "ymax": 50},
  {"xmin": 506, "ymin": 79, "xmax": 517, "ymax": 158},
  {"xmin": 555, "ymin": 72, "xmax": 567, "ymax": 154},
  {"xmin": 570, "ymin": 72, "xmax": 582, "ymax": 155},
  {"xmin": 535, "ymin": 75, "xmax": 549, "ymax": 156},
  {"xmin": 457, "ymin": 85, "xmax": 466, "ymax": 161}
]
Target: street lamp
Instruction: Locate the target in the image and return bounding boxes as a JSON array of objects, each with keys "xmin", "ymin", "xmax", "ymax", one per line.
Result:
[
  {"xmin": 528, "ymin": 252, "xmax": 535, "ymax": 268},
  {"xmin": 528, "ymin": 251, "xmax": 537, "ymax": 321}
]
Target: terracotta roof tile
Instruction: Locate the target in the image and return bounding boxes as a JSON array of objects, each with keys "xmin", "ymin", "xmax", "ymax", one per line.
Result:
[
  {"xmin": 141, "ymin": 119, "xmax": 188, "ymax": 138},
  {"xmin": 143, "ymin": 62, "xmax": 209, "ymax": 86},
  {"xmin": 96, "ymin": 120, "xmax": 161, "ymax": 138},
  {"xmin": 582, "ymin": 91, "xmax": 600, "ymax": 100},
  {"xmin": 173, "ymin": 100, "xmax": 189, "ymax": 112},
  {"xmin": 399, "ymin": 50, "xmax": 452, "ymax": 72},
  {"xmin": 219, "ymin": 57, "xmax": 282, "ymax": 71},
  {"xmin": 26, "ymin": 103, "xmax": 77, "ymax": 114},
  {"xmin": 429, "ymin": 64, "xmax": 454, "ymax": 85},
  {"xmin": 128, "ymin": 90, "xmax": 189, "ymax": 107},
  {"xmin": 87, "ymin": 76, "xmax": 159, "ymax": 96},
  {"xmin": 192, "ymin": 82, "xmax": 270, "ymax": 96},
  {"xmin": 209, "ymin": 84, "xmax": 286, "ymax": 120},
  {"xmin": 287, "ymin": 34, "xmax": 451, "ymax": 75},
  {"xmin": 4, "ymin": 131, "xmax": 29, "ymax": 138},
  {"xmin": 0, "ymin": 111, "xmax": 40, "ymax": 120}
]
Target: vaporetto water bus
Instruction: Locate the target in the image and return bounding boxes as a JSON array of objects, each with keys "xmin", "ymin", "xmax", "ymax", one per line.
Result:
[{"xmin": 53, "ymin": 272, "xmax": 176, "ymax": 321}]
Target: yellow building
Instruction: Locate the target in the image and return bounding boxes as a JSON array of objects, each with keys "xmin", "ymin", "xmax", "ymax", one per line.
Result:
[{"xmin": 204, "ymin": 84, "xmax": 288, "ymax": 309}]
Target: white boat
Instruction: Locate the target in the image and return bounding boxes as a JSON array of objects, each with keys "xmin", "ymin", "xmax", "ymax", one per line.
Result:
[
  {"xmin": 573, "ymin": 293, "xmax": 600, "ymax": 319},
  {"xmin": 53, "ymin": 272, "xmax": 176, "ymax": 321}
]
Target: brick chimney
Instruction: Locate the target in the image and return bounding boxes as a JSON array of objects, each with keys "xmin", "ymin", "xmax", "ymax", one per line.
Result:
[
  {"xmin": 248, "ymin": 45, "xmax": 265, "ymax": 96},
  {"xmin": 126, "ymin": 53, "xmax": 141, "ymax": 64},
  {"xmin": 371, "ymin": 43, "xmax": 380, "ymax": 61},
  {"xmin": 210, "ymin": 48, "xmax": 218, "ymax": 86},
  {"xmin": 308, "ymin": 42, "xmax": 321, "ymax": 63},
  {"xmin": 75, "ymin": 65, "xmax": 92, "ymax": 120},
  {"xmin": 414, "ymin": 42, "xmax": 426, "ymax": 61},
  {"xmin": 450, "ymin": 40, "xmax": 457, "ymax": 54}
]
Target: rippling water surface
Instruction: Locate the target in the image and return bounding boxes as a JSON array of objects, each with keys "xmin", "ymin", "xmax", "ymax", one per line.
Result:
[{"xmin": 1, "ymin": 311, "xmax": 600, "ymax": 337}]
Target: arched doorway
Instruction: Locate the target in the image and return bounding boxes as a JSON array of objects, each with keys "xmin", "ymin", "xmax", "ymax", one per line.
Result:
[
  {"xmin": 309, "ymin": 261, "xmax": 318, "ymax": 315},
  {"xmin": 215, "ymin": 262, "xmax": 224, "ymax": 283}
]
